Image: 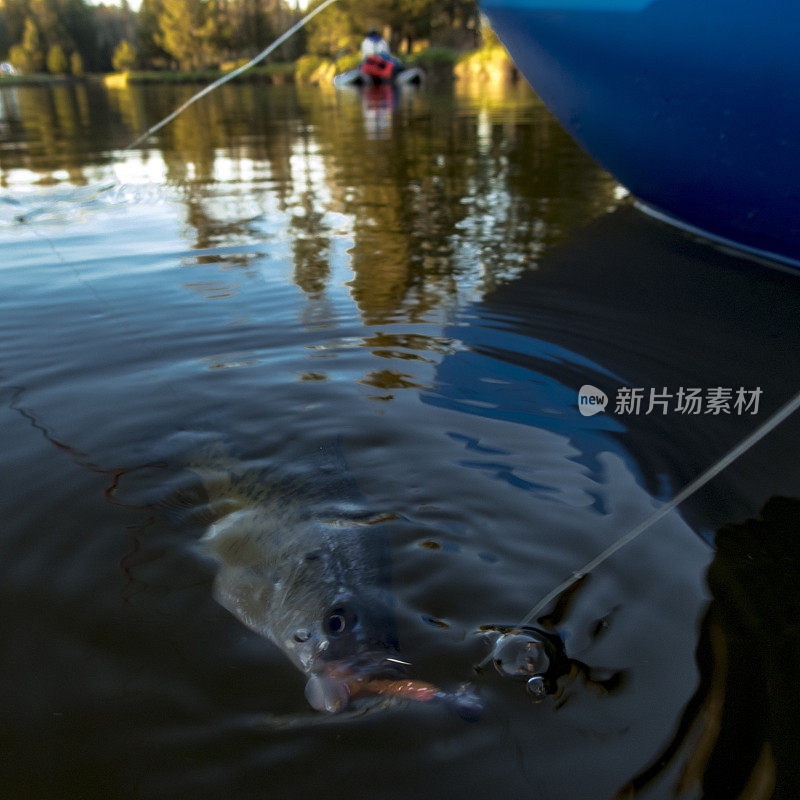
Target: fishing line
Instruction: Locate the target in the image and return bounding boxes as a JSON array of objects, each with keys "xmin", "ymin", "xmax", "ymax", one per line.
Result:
[
  {"xmin": 9, "ymin": 0, "xmax": 344, "ymax": 383},
  {"xmin": 122, "ymin": 0, "xmax": 341, "ymax": 153},
  {"xmin": 18, "ymin": 0, "xmax": 799, "ymax": 641},
  {"xmin": 494, "ymin": 387, "xmax": 800, "ymax": 651},
  {"xmin": 11, "ymin": 0, "xmax": 341, "ymax": 224}
]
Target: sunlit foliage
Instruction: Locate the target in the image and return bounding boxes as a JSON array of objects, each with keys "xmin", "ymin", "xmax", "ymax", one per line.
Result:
[{"xmin": 0, "ymin": 0, "xmax": 482, "ymax": 73}]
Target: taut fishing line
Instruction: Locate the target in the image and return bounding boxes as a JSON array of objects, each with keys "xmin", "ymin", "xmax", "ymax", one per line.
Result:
[
  {"xmin": 11, "ymin": 2, "xmax": 343, "ymax": 404},
  {"xmin": 500, "ymin": 388, "xmax": 800, "ymax": 649},
  {"xmin": 11, "ymin": 0, "xmax": 799, "ymax": 663},
  {"xmin": 123, "ymin": 0, "xmax": 341, "ymax": 153},
  {"xmin": 11, "ymin": 0, "xmax": 341, "ymax": 223}
]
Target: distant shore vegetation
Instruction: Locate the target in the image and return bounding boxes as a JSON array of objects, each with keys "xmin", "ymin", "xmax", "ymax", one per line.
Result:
[{"xmin": 0, "ymin": 0, "xmax": 513, "ymax": 85}]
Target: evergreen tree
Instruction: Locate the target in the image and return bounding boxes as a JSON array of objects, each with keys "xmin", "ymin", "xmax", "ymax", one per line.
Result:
[
  {"xmin": 45, "ymin": 40, "xmax": 66, "ymax": 72},
  {"xmin": 1, "ymin": 0, "xmax": 31, "ymax": 53},
  {"xmin": 69, "ymin": 48, "xmax": 82, "ymax": 75},
  {"xmin": 112, "ymin": 38, "xmax": 136, "ymax": 71},
  {"xmin": 0, "ymin": 12, "xmax": 9, "ymax": 59},
  {"xmin": 137, "ymin": 0, "xmax": 169, "ymax": 67},
  {"xmin": 303, "ymin": 0, "xmax": 479, "ymax": 58},
  {"xmin": 0, "ymin": 0, "xmax": 478, "ymax": 75},
  {"xmin": 155, "ymin": 0, "xmax": 217, "ymax": 70},
  {"xmin": 61, "ymin": 0, "xmax": 98, "ymax": 71},
  {"xmin": 93, "ymin": 3, "xmax": 134, "ymax": 71},
  {"xmin": 21, "ymin": 15, "xmax": 43, "ymax": 70},
  {"xmin": 305, "ymin": 0, "xmax": 357, "ymax": 59},
  {"xmin": 8, "ymin": 42, "xmax": 32, "ymax": 72},
  {"xmin": 29, "ymin": 0, "xmax": 66, "ymax": 51}
]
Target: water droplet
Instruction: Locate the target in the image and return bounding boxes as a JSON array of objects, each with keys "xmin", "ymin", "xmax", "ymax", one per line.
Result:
[
  {"xmin": 492, "ymin": 632, "xmax": 550, "ymax": 679},
  {"xmin": 527, "ymin": 676, "xmax": 546, "ymax": 702}
]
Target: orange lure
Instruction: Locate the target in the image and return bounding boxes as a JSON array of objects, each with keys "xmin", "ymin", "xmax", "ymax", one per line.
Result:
[{"xmin": 350, "ymin": 678, "xmax": 440, "ymax": 703}]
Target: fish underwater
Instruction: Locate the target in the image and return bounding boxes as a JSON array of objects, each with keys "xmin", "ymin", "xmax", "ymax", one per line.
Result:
[{"xmin": 191, "ymin": 443, "xmax": 480, "ymax": 717}]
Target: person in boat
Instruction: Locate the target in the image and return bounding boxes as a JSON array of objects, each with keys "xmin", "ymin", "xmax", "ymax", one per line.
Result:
[
  {"xmin": 360, "ymin": 27, "xmax": 391, "ymax": 60},
  {"xmin": 360, "ymin": 27, "xmax": 402, "ymax": 82}
]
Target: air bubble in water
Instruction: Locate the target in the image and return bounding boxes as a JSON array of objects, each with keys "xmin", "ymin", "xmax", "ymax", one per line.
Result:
[
  {"xmin": 492, "ymin": 632, "xmax": 550, "ymax": 679},
  {"xmin": 526, "ymin": 675, "xmax": 546, "ymax": 702}
]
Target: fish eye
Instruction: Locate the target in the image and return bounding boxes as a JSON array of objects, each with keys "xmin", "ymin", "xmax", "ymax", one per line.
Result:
[{"xmin": 325, "ymin": 605, "xmax": 357, "ymax": 636}]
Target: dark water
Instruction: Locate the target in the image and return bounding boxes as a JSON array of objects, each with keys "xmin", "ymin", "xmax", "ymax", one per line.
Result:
[{"xmin": 1, "ymin": 80, "xmax": 799, "ymax": 799}]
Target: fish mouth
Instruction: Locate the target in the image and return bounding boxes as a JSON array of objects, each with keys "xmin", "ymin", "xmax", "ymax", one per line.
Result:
[
  {"xmin": 303, "ymin": 653, "xmax": 483, "ymax": 720},
  {"xmin": 305, "ymin": 653, "xmax": 432, "ymax": 713},
  {"xmin": 329, "ymin": 652, "xmax": 410, "ymax": 680}
]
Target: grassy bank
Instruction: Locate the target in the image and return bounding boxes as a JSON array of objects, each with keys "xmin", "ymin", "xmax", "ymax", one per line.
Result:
[
  {"xmin": 289, "ymin": 42, "xmax": 517, "ymax": 85},
  {"xmin": 101, "ymin": 45, "xmax": 478, "ymax": 88},
  {"xmin": 0, "ymin": 73, "xmax": 92, "ymax": 86},
  {"xmin": 111, "ymin": 62, "xmax": 296, "ymax": 86},
  {"xmin": 4, "ymin": 43, "xmax": 515, "ymax": 90}
]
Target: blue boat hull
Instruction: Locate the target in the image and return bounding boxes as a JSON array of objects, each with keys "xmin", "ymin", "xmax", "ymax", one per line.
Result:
[{"xmin": 478, "ymin": 0, "xmax": 800, "ymax": 266}]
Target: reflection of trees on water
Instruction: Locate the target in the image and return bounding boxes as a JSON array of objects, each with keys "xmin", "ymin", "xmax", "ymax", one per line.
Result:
[
  {"xmin": 0, "ymin": 82, "xmax": 130, "ymax": 183},
  {"xmin": 286, "ymin": 131, "xmax": 333, "ymax": 299},
  {"xmin": 114, "ymin": 84, "xmax": 342, "ymax": 328},
  {"xmin": 0, "ymin": 81, "xmax": 618, "ymax": 322},
  {"xmin": 295, "ymin": 81, "xmax": 618, "ymax": 323}
]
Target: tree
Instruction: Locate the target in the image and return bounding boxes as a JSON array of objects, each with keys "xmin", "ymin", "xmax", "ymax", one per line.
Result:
[
  {"xmin": 70, "ymin": 49, "xmax": 83, "ymax": 75},
  {"xmin": 61, "ymin": 0, "xmax": 99, "ymax": 71},
  {"xmin": 137, "ymin": 0, "xmax": 170, "ymax": 67},
  {"xmin": 0, "ymin": 0, "xmax": 30, "ymax": 60},
  {"xmin": 21, "ymin": 16, "xmax": 44, "ymax": 71},
  {"xmin": 0, "ymin": 0, "xmax": 476, "ymax": 77},
  {"xmin": 1, "ymin": 0, "xmax": 170, "ymax": 73},
  {"xmin": 155, "ymin": 0, "xmax": 218, "ymax": 70},
  {"xmin": 112, "ymin": 38, "xmax": 136, "ymax": 71},
  {"xmin": 0, "ymin": 14, "xmax": 10, "ymax": 60},
  {"xmin": 29, "ymin": 0, "xmax": 67, "ymax": 52},
  {"xmin": 46, "ymin": 42, "xmax": 68, "ymax": 73},
  {"xmin": 93, "ymin": 3, "xmax": 137, "ymax": 72},
  {"xmin": 302, "ymin": 0, "xmax": 479, "ymax": 59},
  {"xmin": 305, "ymin": 0, "xmax": 358, "ymax": 58},
  {"xmin": 8, "ymin": 43, "xmax": 33, "ymax": 73}
]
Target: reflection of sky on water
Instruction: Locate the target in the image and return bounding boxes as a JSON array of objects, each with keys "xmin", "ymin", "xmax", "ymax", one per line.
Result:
[
  {"xmin": 0, "ymin": 80, "xmax": 625, "ymax": 435},
  {"xmin": 0, "ymin": 82, "xmax": 620, "ymax": 321},
  {"xmin": 2, "ymin": 79, "xmax": 798, "ymax": 800}
]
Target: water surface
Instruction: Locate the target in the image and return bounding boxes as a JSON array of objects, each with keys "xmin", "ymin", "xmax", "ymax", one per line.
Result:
[{"xmin": 1, "ymin": 80, "xmax": 799, "ymax": 799}]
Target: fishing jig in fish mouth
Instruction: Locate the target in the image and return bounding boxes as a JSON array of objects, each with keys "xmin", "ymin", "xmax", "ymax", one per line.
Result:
[{"xmin": 303, "ymin": 657, "xmax": 483, "ymax": 719}]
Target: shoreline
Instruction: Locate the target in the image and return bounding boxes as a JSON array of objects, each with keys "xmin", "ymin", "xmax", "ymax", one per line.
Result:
[
  {"xmin": 0, "ymin": 74, "xmax": 95, "ymax": 87},
  {"xmin": 0, "ymin": 45, "xmax": 514, "ymax": 89}
]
